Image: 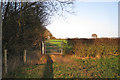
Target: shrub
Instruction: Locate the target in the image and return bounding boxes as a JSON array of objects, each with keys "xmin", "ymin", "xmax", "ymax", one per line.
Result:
[{"xmin": 66, "ymin": 38, "xmax": 119, "ymax": 57}]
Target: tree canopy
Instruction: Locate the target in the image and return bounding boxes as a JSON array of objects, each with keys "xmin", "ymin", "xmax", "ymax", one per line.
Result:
[{"xmin": 2, "ymin": 1, "xmax": 74, "ymax": 55}]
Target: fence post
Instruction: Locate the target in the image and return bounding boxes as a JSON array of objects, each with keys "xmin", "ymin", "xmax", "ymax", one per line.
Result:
[
  {"xmin": 61, "ymin": 41, "xmax": 63, "ymax": 54},
  {"xmin": 42, "ymin": 41, "xmax": 45, "ymax": 54},
  {"xmin": 4, "ymin": 49, "xmax": 7, "ymax": 75},
  {"xmin": 23, "ymin": 49, "xmax": 27, "ymax": 65},
  {"xmin": 44, "ymin": 42, "xmax": 46, "ymax": 54}
]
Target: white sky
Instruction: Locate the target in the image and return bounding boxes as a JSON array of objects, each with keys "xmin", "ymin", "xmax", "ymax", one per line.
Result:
[{"xmin": 46, "ymin": 1, "xmax": 118, "ymax": 38}]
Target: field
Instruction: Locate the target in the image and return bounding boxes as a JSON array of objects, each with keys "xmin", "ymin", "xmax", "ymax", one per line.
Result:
[
  {"xmin": 45, "ymin": 39, "xmax": 73, "ymax": 54},
  {"xmin": 45, "ymin": 39, "xmax": 66, "ymax": 54},
  {"xmin": 7, "ymin": 54, "xmax": 119, "ymax": 78},
  {"xmin": 5, "ymin": 38, "xmax": 120, "ymax": 78}
]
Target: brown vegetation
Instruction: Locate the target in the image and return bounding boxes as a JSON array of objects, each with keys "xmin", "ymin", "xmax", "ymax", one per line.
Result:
[{"xmin": 67, "ymin": 38, "xmax": 120, "ymax": 58}]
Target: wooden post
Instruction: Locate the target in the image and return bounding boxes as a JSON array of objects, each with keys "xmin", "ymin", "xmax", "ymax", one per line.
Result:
[
  {"xmin": 42, "ymin": 41, "xmax": 45, "ymax": 54},
  {"xmin": 23, "ymin": 50, "xmax": 27, "ymax": 65},
  {"xmin": 4, "ymin": 49, "xmax": 7, "ymax": 74},
  {"xmin": 44, "ymin": 42, "xmax": 46, "ymax": 54},
  {"xmin": 39, "ymin": 43, "xmax": 41, "ymax": 55},
  {"xmin": 61, "ymin": 41, "xmax": 63, "ymax": 54}
]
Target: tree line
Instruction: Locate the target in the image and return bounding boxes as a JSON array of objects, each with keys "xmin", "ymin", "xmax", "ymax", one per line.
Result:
[{"xmin": 1, "ymin": 1, "xmax": 73, "ymax": 55}]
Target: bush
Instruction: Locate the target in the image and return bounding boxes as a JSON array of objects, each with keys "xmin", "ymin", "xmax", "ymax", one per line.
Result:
[{"xmin": 63, "ymin": 40, "xmax": 73, "ymax": 54}]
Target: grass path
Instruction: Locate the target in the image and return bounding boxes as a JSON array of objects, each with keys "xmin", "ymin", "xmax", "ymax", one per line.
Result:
[
  {"xmin": 42, "ymin": 55, "xmax": 53, "ymax": 78},
  {"xmin": 7, "ymin": 55, "xmax": 54, "ymax": 78}
]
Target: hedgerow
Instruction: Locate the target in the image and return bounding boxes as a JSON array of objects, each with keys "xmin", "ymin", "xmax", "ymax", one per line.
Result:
[{"xmin": 66, "ymin": 38, "xmax": 119, "ymax": 57}]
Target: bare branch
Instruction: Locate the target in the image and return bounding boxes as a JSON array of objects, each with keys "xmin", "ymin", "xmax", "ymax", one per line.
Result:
[{"xmin": 16, "ymin": 2, "xmax": 37, "ymax": 14}]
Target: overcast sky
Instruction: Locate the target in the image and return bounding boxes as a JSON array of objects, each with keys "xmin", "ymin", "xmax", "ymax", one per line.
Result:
[{"xmin": 46, "ymin": 1, "xmax": 118, "ymax": 38}]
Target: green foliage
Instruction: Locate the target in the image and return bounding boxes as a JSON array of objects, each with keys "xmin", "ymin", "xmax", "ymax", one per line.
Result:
[{"xmin": 62, "ymin": 40, "xmax": 73, "ymax": 54}]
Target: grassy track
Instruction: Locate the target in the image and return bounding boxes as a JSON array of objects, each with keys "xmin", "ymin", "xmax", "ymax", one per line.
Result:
[
  {"xmin": 45, "ymin": 39, "xmax": 66, "ymax": 54},
  {"xmin": 45, "ymin": 39, "xmax": 66, "ymax": 47},
  {"xmin": 7, "ymin": 55, "xmax": 119, "ymax": 78},
  {"xmin": 45, "ymin": 39, "xmax": 72, "ymax": 54}
]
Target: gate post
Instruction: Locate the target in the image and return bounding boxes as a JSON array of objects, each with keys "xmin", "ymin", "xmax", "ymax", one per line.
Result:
[
  {"xmin": 23, "ymin": 49, "xmax": 27, "ymax": 65},
  {"xmin": 4, "ymin": 49, "xmax": 7, "ymax": 75},
  {"xmin": 42, "ymin": 41, "xmax": 45, "ymax": 54}
]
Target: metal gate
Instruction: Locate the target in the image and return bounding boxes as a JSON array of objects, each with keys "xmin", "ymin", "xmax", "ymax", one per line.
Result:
[{"xmin": 42, "ymin": 40, "xmax": 63, "ymax": 54}]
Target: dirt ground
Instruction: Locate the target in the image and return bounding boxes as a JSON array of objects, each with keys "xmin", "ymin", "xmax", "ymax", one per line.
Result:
[{"xmin": 49, "ymin": 54, "xmax": 80, "ymax": 66}]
